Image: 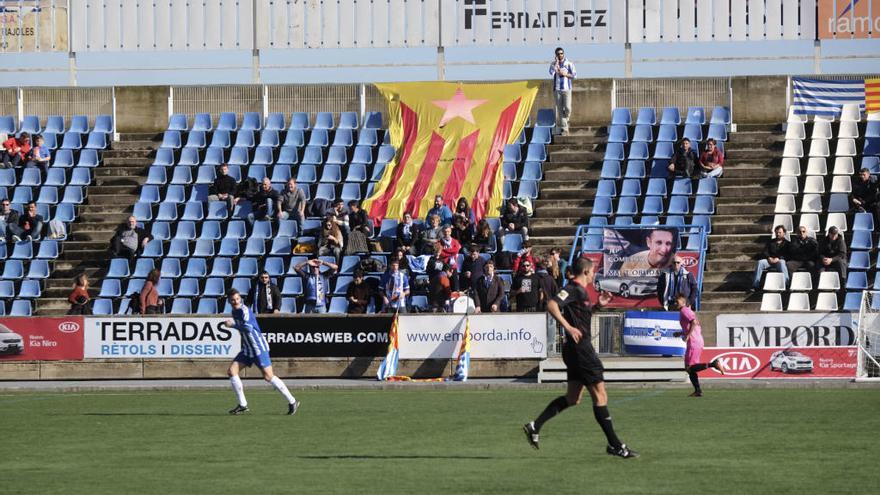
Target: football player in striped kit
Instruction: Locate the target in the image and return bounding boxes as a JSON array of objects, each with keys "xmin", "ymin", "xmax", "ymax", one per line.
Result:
[{"xmin": 225, "ymin": 289, "xmax": 300, "ymax": 415}]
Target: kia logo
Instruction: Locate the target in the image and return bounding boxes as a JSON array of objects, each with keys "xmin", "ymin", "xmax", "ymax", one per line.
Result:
[
  {"xmin": 713, "ymin": 351, "xmax": 761, "ymax": 376},
  {"xmin": 58, "ymin": 321, "xmax": 80, "ymax": 333},
  {"xmin": 679, "ymin": 256, "xmax": 698, "ymax": 268}
]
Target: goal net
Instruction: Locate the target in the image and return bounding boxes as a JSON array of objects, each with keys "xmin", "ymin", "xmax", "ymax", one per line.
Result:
[{"xmin": 856, "ymin": 291, "xmax": 880, "ymax": 381}]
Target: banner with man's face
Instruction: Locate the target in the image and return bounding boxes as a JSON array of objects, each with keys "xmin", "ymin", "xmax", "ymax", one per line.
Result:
[{"xmin": 580, "ymin": 227, "xmax": 700, "ymax": 308}]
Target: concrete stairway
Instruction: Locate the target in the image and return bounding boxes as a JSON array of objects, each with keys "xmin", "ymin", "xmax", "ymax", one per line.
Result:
[
  {"xmin": 36, "ymin": 133, "xmax": 160, "ymax": 315},
  {"xmin": 528, "ymin": 123, "xmax": 781, "ymax": 313}
]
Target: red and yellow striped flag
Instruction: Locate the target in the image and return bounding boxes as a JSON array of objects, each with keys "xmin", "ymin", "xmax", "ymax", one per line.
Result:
[
  {"xmin": 364, "ymin": 81, "xmax": 539, "ymax": 223},
  {"xmin": 866, "ymin": 78, "xmax": 880, "ymax": 114}
]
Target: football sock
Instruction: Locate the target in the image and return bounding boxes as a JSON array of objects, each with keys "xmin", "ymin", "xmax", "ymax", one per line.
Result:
[
  {"xmin": 687, "ymin": 369, "xmax": 702, "ymax": 393},
  {"xmin": 691, "ymin": 363, "xmax": 709, "ymax": 372},
  {"xmin": 593, "ymin": 405, "xmax": 622, "ymax": 449},
  {"xmin": 270, "ymin": 376, "xmax": 296, "ymax": 404},
  {"xmin": 230, "ymin": 375, "xmax": 248, "ymax": 407},
  {"xmin": 534, "ymin": 396, "xmax": 570, "ymax": 433}
]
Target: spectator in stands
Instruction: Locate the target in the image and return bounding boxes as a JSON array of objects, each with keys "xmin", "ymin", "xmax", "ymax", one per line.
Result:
[
  {"xmin": 110, "ymin": 215, "xmax": 151, "ymax": 260},
  {"xmin": 547, "ymin": 248, "xmax": 569, "ymax": 288},
  {"xmin": 318, "ymin": 215, "xmax": 344, "ymax": 260},
  {"xmin": 295, "ymin": 258, "xmax": 338, "ymax": 314},
  {"xmin": 140, "ymin": 269, "xmax": 164, "ymax": 315},
  {"xmin": 420, "ymin": 214, "xmax": 443, "ymax": 255},
  {"xmin": 18, "ymin": 201, "xmax": 43, "ymax": 240},
  {"xmin": 460, "ymin": 245, "xmax": 487, "ymax": 293},
  {"xmin": 390, "ymin": 247, "xmax": 411, "ymax": 274},
  {"xmin": 207, "ymin": 163, "xmax": 238, "ymax": 213},
  {"xmin": 852, "ymin": 167, "xmax": 880, "ymax": 228},
  {"xmin": 0, "ymin": 199, "xmax": 19, "ymax": 242},
  {"xmin": 346, "ymin": 200, "xmax": 371, "ymax": 255},
  {"xmin": 327, "ymin": 200, "xmax": 350, "ymax": 237},
  {"xmin": 785, "ymin": 226, "xmax": 818, "ymax": 279},
  {"xmin": 749, "ymin": 225, "xmax": 790, "ymax": 293},
  {"xmin": 428, "ymin": 263, "xmax": 455, "ymax": 313},
  {"xmin": 381, "ymin": 258, "xmax": 410, "ymax": 313},
  {"xmin": 657, "ymin": 256, "xmax": 697, "ymax": 311},
  {"xmin": 67, "ymin": 273, "xmax": 92, "ymax": 315},
  {"xmin": 511, "ymin": 260, "xmax": 543, "ymax": 312},
  {"xmin": 473, "ymin": 260, "xmax": 504, "ymax": 313},
  {"xmin": 451, "ymin": 214, "xmax": 474, "ymax": 248},
  {"xmin": 454, "ymin": 197, "xmax": 474, "ymax": 229},
  {"xmin": 535, "ymin": 257, "xmax": 559, "ymax": 311},
  {"xmin": 817, "ymin": 226, "xmax": 847, "ymax": 283},
  {"xmin": 346, "ymin": 269, "xmax": 373, "ymax": 314},
  {"xmin": 549, "ymin": 46, "xmax": 576, "ymax": 136},
  {"xmin": 425, "ymin": 194, "xmax": 453, "ymax": 226},
  {"xmin": 395, "ymin": 211, "xmax": 421, "ymax": 255},
  {"xmin": 472, "ymin": 219, "xmax": 496, "ymax": 253},
  {"xmin": 279, "ymin": 178, "xmax": 306, "ymax": 225},
  {"xmin": 247, "ymin": 177, "xmax": 281, "ymax": 226},
  {"xmin": 247, "ymin": 271, "xmax": 281, "ymax": 314},
  {"xmin": 435, "ymin": 225, "xmax": 462, "ymax": 275},
  {"xmin": 697, "ymin": 138, "xmax": 724, "ymax": 178},
  {"xmin": 25, "ymin": 134, "xmax": 51, "ymax": 178},
  {"xmin": 512, "ymin": 241, "xmax": 536, "ymax": 275},
  {"xmin": 1, "ymin": 132, "xmax": 30, "ymax": 168},
  {"xmin": 668, "ymin": 137, "xmax": 698, "ymax": 178},
  {"xmin": 500, "ymin": 198, "xmax": 530, "ymax": 241}
]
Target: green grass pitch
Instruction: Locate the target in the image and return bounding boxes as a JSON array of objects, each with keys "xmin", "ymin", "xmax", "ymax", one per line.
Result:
[{"xmin": 3, "ymin": 387, "xmax": 878, "ymax": 494}]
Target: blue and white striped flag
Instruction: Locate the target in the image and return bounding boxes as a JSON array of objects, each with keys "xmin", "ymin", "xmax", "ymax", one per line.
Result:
[
  {"xmin": 792, "ymin": 78, "xmax": 865, "ymax": 117},
  {"xmin": 623, "ymin": 311, "xmax": 686, "ymax": 356}
]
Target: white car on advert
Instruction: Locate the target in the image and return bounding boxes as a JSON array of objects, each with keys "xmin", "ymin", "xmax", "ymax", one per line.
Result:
[
  {"xmin": 769, "ymin": 350, "xmax": 813, "ymax": 374},
  {"xmin": 0, "ymin": 324, "xmax": 24, "ymax": 355}
]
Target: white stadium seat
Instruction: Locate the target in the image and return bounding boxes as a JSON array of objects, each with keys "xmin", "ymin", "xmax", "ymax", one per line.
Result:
[
  {"xmin": 780, "ymin": 158, "xmax": 801, "ymax": 177},
  {"xmin": 805, "ymin": 157, "xmax": 827, "ymax": 176},
  {"xmin": 775, "ymin": 194, "xmax": 796, "ymax": 214},
  {"xmin": 763, "ymin": 273, "xmax": 786, "ymax": 292},
  {"xmin": 787, "ymin": 293, "xmax": 811, "ymax": 311},
  {"xmin": 830, "ymin": 175, "xmax": 852, "ymax": 194},
  {"xmin": 784, "ymin": 122, "xmax": 805, "ymax": 140},
  {"xmin": 761, "ymin": 293, "xmax": 784, "ymax": 311},
  {"xmin": 803, "ymin": 176, "xmax": 825, "ymax": 194},
  {"xmin": 777, "ymin": 177, "xmax": 799, "ymax": 195},
  {"xmin": 818, "ymin": 272, "xmax": 841, "ymax": 291},
  {"xmin": 815, "ymin": 292, "xmax": 839, "ymax": 311},
  {"xmin": 811, "ymin": 120, "xmax": 832, "ymax": 140},
  {"xmin": 837, "ymin": 121, "xmax": 859, "ymax": 139},
  {"xmin": 783, "ymin": 139, "xmax": 804, "ymax": 158},
  {"xmin": 789, "ymin": 272, "xmax": 813, "ymax": 292},
  {"xmin": 840, "ymin": 103, "xmax": 861, "ymax": 122},
  {"xmin": 832, "ymin": 157, "xmax": 854, "ymax": 175},
  {"xmin": 808, "ymin": 139, "xmax": 829, "ymax": 158},
  {"xmin": 825, "ymin": 212, "xmax": 847, "ymax": 233},
  {"xmin": 835, "ymin": 138, "xmax": 856, "ymax": 157},
  {"xmin": 773, "ymin": 214, "xmax": 793, "ymax": 233},
  {"xmin": 800, "ymin": 193, "xmax": 823, "ymax": 213}
]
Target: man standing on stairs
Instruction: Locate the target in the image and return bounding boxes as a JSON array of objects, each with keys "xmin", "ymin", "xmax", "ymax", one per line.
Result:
[{"xmin": 549, "ymin": 47, "xmax": 576, "ymax": 136}]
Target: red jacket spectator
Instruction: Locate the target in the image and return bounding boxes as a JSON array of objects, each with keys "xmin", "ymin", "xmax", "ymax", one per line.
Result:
[
  {"xmin": 436, "ymin": 226, "xmax": 461, "ymax": 268},
  {"xmin": 3, "ymin": 134, "xmax": 31, "ymax": 161},
  {"xmin": 512, "ymin": 244, "xmax": 536, "ymax": 274}
]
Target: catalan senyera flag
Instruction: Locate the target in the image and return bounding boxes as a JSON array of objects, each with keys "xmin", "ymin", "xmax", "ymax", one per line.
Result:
[
  {"xmin": 867, "ymin": 78, "xmax": 880, "ymax": 114},
  {"xmin": 452, "ymin": 317, "xmax": 471, "ymax": 382},
  {"xmin": 364, "ymin": 81, "xmax": 539, "ymax": 223},
  {"xmin": 376, "ymin": 312, "xmax": 399, "ymax": 381}
]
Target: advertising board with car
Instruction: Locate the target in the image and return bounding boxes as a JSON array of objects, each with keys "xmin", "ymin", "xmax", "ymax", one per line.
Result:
[{"xmin": 701, "ymin": 346, "xmax": 857, "ymax": 379}]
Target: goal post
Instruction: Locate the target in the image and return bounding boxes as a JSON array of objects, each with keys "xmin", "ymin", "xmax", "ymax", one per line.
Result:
[{"xmin": 856, "ymin": 291, "xmax": 880, "ymax": 381}]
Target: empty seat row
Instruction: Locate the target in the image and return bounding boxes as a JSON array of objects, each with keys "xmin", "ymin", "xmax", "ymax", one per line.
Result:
[
  {"xmin": 0, "ymin": 114, "xmax": 112, "ymax": 135},
  {"xmin": 153, "ymin": 143, "xmax": 395, "ymax": 168},
  {"xmin": 167, "ymin": 111, "xmax": 383, "ymax": 133},
  {"xmin": 1, "ymin": 185, "xmax": 85, "ymax": 205},
  {"xmin": 591, "ymin": 196, "xmax": 716, "ymax": 216},
  {"xmin": 787, "ymin": 104, "xmax": 873, "ymax": 124},
  {"xmin": 0, "ymin": 299, "xmax": 32, "ymax": 316},
  {"xmin": 783, "ymin": 137, "xmax": 879, "ymax": 158},
  {"xmin": 611, "ymin": 106, "xmax": 731, "ymax": 126},
  {"xmin": 608, "ymin": 123, "xmax": 728, "ymax": 144},
  {"xmin": 777, "ymin": 175, "xmax": 857, "ymax": 195},
  {"xmin": 596, "ymin": 177, "xmax": 718, "ymax": 198},
  {"xmin": 0, "ymin": 168, "xmax": 91, "ymax": 188},
  {"xmin": 160, "ymin": 128, "xmax": 386, "ymax": 151},
  {"xmin": 784, "ymin": 120, "xmax": 879, "ymax": 140},
  {"xmin": 0, "ymin": 259, "xmax": 51, "ymax": 280},
  {"xmin": 778, "ymin": 156, "xmax": 880, "ymax": 177},
  {"xmin": 0, "ymin": 279, "xmax": 42, "ymax": 298},
  {"xmin": 604, "ymin": 141, "xmax": 724, "ymax": 162},
  {"xmin": 760, "ymin": 291, "xmax": 859, "ymax": 312},
  {"xmin": 0, "ymin": 240, "xmax": 60, "ymax": 263}
]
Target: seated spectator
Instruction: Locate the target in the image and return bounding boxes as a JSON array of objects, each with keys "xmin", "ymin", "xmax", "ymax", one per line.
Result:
[
  {"xmin": 17, "ymin": 201, "xmax": 44, "ymax": 240},
  {"xmin": 67, "ymin": 273, "xmax": 92, "ymax": 315},
  {"xmin": 657, "ymin": 257, "xmax": 697, "ymax": 311},
  {"xmin": 697, "ymin": 138, "xmax": 724, "ymax": 178},
  {"xmin": 0, "ymin": 198, "xmax": 19, "ymax": 242},
  {"xmin": 453, "ymin": 197, "xmax": 474, "ymax": 229},
  {"xmin": 428, "ymin": 263, "xmax": 455, "ymax": 312},
  {"xmin": 279, "ymin": 178, "xmax": 306, "ymax": 225},
  {"xmin": 318, "ymin": 215, "xmax": 344, "ymax": 260},
  {"xmin": 535, "ymin": 258, "xmax": 559, "ymax": 310},
  {"xmin": 25, "ymin": 134, "xmax": 51, "ymax": 178},
  {"xmin": 381, "ymin": 258, "xmax": 410, "ymax": 313},
  {"xmin": 326, "ymin": 199, "xmax": 350, "ymax": 237},
  {"xmin": 786, "ymin": 226, "xmax": 818, "ymax": 278},
  {"xmin": 500, "ymin": 198, "xmax": 529, "ymax": 241},
  {"xmin": 472, "ymin": 219, "xmax": 496, "ymax": 253},
  {"xmin": 390, "ymin": 248, "xmax": 411, "ymax": 274},
  {"xmin": 511, "ymin": 260, "xmax": 543, "ymax": 312},
  {"xmin": 395, "ymin": 211, "xmax": 421, "ymax": 255},
  {"xmin": 435, "ymin": 225, "xmax": 462, "ymax": 273},
  {"xmin": 425, "ymin": 194, "xmax": 453, "ymax": 226},
  {"xmin": 547, "ymin": 247, "xmax": 569, "ymax": 288},
  {"xmin": 668, "ymin": 137, "xmax": 698, "ymax": 178},
  {"xmin": 451, "ymin": 215, "xmax": 474, "ymax": 248},
  {"xmin": 295, "ymin": 258, "xmax": 338, "ymax": 313},
  {"xmin": 247, "ymin": 177, "xmax": 281, "ymax": 225},
  {"xmin": 473, "ymin": 260, "xmax": 504, "ymax": 313},
  {"xmin": 346, "ymin": 200, "xmax": 371, "ymax": 255},
  {"xmin": 817, "ymin": 226, "xmax": 847, "ymax": 282},
  {"xmin": 460, "ymin": 246, "xmax": 487, "ymax": 293},
  {"xmin": 1, "ymin": 132, "xmax": 30, "ymax": 168},
  {"xmin": 140, "ymin": 269, "xmax": 164, "ymax": 314},
  {"xmin": 110, "ymin": 215, "xmax": 151, "ymax": 260},
  {"xmin": 247, "ymin": 271, "xmax": 281, "ymax": 314},
  {"xmin": 749, "ymin": 225, "xmax": 790, "ymax": 293},
  {"xmin": 512, "ymin": 240, "xmax": 536, "ymax": 275},
  {"xmin": 419, "ymin": 214, "xmax": 443, "ymax": 255},
  {"xmin": 346, "ymin": 269, "xmax": 373, "ymax": 314},
  {"xmin": 852, "ymin": 167, "xmax": 880, "ymax": 228},
  {"xmin": 207, "ymin": 163, "xmax": 238, "ymax": 213}
]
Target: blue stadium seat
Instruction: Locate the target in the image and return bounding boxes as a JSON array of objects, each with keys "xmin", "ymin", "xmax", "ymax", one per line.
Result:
[
  {"xmin": 192, "ymin": 237, "xmax": 215, "ymax": 257},
  {"xmin": 525, "ymin": 143, "xmax": 546, "ymax": 162},
  {"xmin": 178, "ymin": 202, "xmax": 202, "ymax": 222},
  {"xmin": 60, "ymin": 131, "xmax": 83, "ymax": 150},
  {"xmin": 530, "ymin": 126, "xmax": 552, "ymax": 145},
  {"xmin": 0, "ymin": 115, "xmax": 15, "ymax": 134},
  {"xmin": 36, "ymin": 240, "xmax": 59, "ymax": 259},
  {"xmin": 290, "ymin": 112, "xmax": 310, "ymax": 131},
  {"xmin": 849, "ymin": 251, "xmax": 871, "ymax": 270},
  {"xmin": 616, "ymin": 197, "xmax": 639, "ymax": 216},
  {"xmin": 0, "ymin": 281, "xmax": 14, "ymax": 297},
  {"xmin": 262, "ymin": 112, "xmax": 285, "ymax": 131},
  {"xmin": 696, "ymin": 177, "xmax": 718, "ymax": 196},
  {"xmin": 100, "ymin": 279, "xmax": 122, "ymax": 298},
  {"xmin": 241, "ymin": 111, "xmax": 262, "ymax": 132},
  {"xmin": 685, "ymin": 107, "xmax": 706, "ymax": 125},
  {"xmin": 215, "ymin": 238, "xmax": 238, "ymax": 257},
  {"xmin": 710, "ymin": 106, "xmax": 731, "ymax": 125},
  {"xmin": 69, "ymin": 115, "xmax": 88, "ymax": 134},
  {"xmin": 145, "ymin": 167, "xmax": 168, "ymax": 186},
  {"xmin": 277, "ymin": 220, "xmax": 299, "ymax": 238},
  {"xmin": 326, "ymin": 146, "xmax": 349, "ymax": 166},
  {"xmin": 865, "ymin": 137, "xmax": 880, "ymax": 156},
  {"xmin": 653, "ymin": 142, "xmax": 674, "ymax": 160},
  {"xmin": 646, "ymin": 178, "xmax": 667, "ymax": 197},
  {"xmin": 236, "ymin": 257, "xmax": 259, "ymax": 278},
  {"xmin": 141, "ymin": 239, "xmax": 164, "ymax": 257},
  {"xmin": 623, "ymin": 160, "xmax": 646, "ymax": 179},
  {"xmin": 377, "ymin": 145, "xmax": 395, "ymax": 164},
  {"xmin": 364, "ymin": 111, "xmax": 383, "ymax": 130},
  {"xmin": 628, "ymin": 142, "xmax": 649, "ymax": 160},
  {"xmin": 77, "ymin": 149, "xmax": 100, "ymax": 168},
  {"xmin": 203, "ymin": 147, "xmax": 226, "ymax": 167},
  {"xmin": 160, "ymin": 130, "xmax": 182, "ymax": 149},
  {"xmin": 657, "ymin": 124, "xmax": 678, "ymax": 142},
  {"xmin": 604, "ymin": 143, "xmax": 625, "ymax": 161},
  {"xmin": 332, "ymin": 129, "xmax": 354, "ymax": 148},
  {"xmin": 636, "ymin": 107, "xmax": 656, "ymax": 125},
  {"xmin": 309, "ymin": 129, "xmax": 330, "ymax": 148},
  {"xmin": 108, "ymin": 258, "xmax": 131, "ymax": 278},
  {"xmin": 155, "ymin": 278, "xmax": 174, "ymax": 297},
  {"xmin": 167, "ymin": 238, "xmax": 190, "ymax": 258},
  {"xmin": 535, "ymin": 108, "xmax": 556, "ymax": 128},
  {"xmin": 843, "ymin": 292, "xmax": 864, "ymax": 311},
  {"xmin": 19, "ymin": 168, "xmax": 41, "ymax": 187},
  {"xmin": 846, "ymin": 272, "xmax": 868, "ymax": 290},
  {"xmin": 517, "ymin": 181, "xmax": 539, "ymax": 199},
  {"xmin": 206, "ymin": 200, "xmax": 229, "ymax": 221},
  {"xmin": 850, "ymin": 230, "xmax": 873, "ymax": 250},
  {"xmin": 664, "ymin": 196, "xmax": 687, "ymax": 215},
  {"xmin": 184, "ymin": 131, "xmax": 207, "ymax": 149},
  {"xmin": 340, "ymin": 183, "xmax": 361, "ymax": 202},
  {"xmin": 708, "ymin": 124, "xmax": 728, "ymax": 142},
  {"xmin": 338, "ymin": 111, "xmax": 358, "ymax": 130},
  {"xmin": 227, "ymin": 146, "xmax": 250, "ymax": 166},
  {"xmin": 683, "ymin": 124, "xmax": 703, "ymax": 143},
  {"xmin": 611, "ymin": 108, "xmax": 632, "ymax": 126},
  {"xmin": 262, "ymin": 257, "xmax": 285, "ymax": 278},
  {"xmin": 194, "ymin": 298, "xmax": 217, "ymax": 314},
  {"xmin": 21, "ymin": 115, "xmax": 41, "ymax": 134},
  {"xmin": 633, "ymin": 124, "xmax": 654, "ymax": 143},
  {"xmin": 243, "ymin": 238, "xmax": 265, "ymax": 257},
  {"xmin": 1, "ymin": 260, "xmax": 23, "ymax": 279},
  {"xmin": 693, "ymin": 196, "xmax": 716, "ymax": 215},
  {"xmin": 152, "ymin": 147, "xmax": 175, "ymax": 167},
  {"xmin": 151, "ymin": 221, "xmax": 172, "ymax": 241},
  {"xmin": 620, "ymin": 179, "xmax": 642, "ymax": 197},
  {"xmin": 201, "ymin": 278, "xmax": 226, "ymax": 298},
  {"xmin": 209, "ymin": 257, "xmax": 234, "ymax": 278},
  {"xmin": 640, "ymin": 196, "xmax": 665, "ymax": 215},
  {"xmin": 607, "ymin": 125, "xmax": 628, "ymax": 143},
  {"xmin": 192, "ymin": 113, "xmax": 213, "ymax": 132},
  {"xmin": 168, "ymin": 113, "xmax": 188, "ymax": 131},
  {"xmin": 11, "ymin": 186, "xmax": 31, "ymax": 204},
  {"xmin": 11, "ymin": 240, "xmax": 34, "ymax": 259},
  {"xmin": 503, "ymin": 144, "xmax": 522, "ymax": 163},
  {"xmin": 314, "ymin": 112, "xmax": 334, "ymax": 130},
  {"xmin": 600, "ymin": 160, "xmax": 621, "ymax": 180},
  {"xmin": 592, "ymin": 197, "xmax": 613, "ymax": 216},
  {"xmin": 351, "ymin": 145, "xmax": 374, "ymax": 166},
  {"xmin": 521, "ymin": 161, "xmax": 543, "ymax": 181},
  {"xmin": 314, "ymin": 183, "xmax": 335, "ymax": 201},
  {"xmin": 184, "ymin": 258, "xmax": 208, "ymax": 278},
  {"xmin": 327, "ymin": 297, "xmax": 348, "ymax": 314},
  {"xmin": 168, "ymin": 298, "xmax": 192, "ymax": 314},
  {"xmin": 614, "ymin": 216, "xmax": 634, "ymax": 226},
  {"xmin": 270, "ymin": 236, "xmax": 292, "ymax": 256},
  {"xmin": 660, "ymin": 107, "xmax": 681, "ymax": 125},
  {"xmin": 650, "ymin": 159, "xmax": 671, "ymax": 178},
  {"xmin": 27, "ymin": 259, "xmax": 50, "ymax": 279},
  {"xmin": 321, "ymin": 164, "xmax": 343, "ymax": 183},
  {"xmin": 502, "ymin": 233, "xmax": 523, "ymax": 252},
  {"xmin": 0, "ymin": 168, "xmax": 15, "ymax": 186},
  {"xmin": 217, "ymin": 112, "xmax": 238, "ymax": 132},
  {"xmin": 9, "ymin": 300, "xmax": 32, "ymax": 316},
  {"xmin": 235, "ymin": 130, "xmax": 256, "ymax": 148},
  {"xmin": 132, "ymin": 259, "xmax": 155, "ymax": 279},
  {"xmin": 93, "ymin": 115, "xmax": 113, "ymax": 134},
  {"xmin": 281, "ymin": 277, "xmax": 304, "ymax": 296},
  {"xmin": 161, "ymin": 258, "xmax": 182, "ymax": 279},
  {"xmin": 43, "ymin": 115, "xmax": 64, "ymax": 134},
  {"xmin": 92, "ymin": 299, "xmax": 114, "ymax": 315},
  {"xmin": 671, "ymin": 178, "xmax": 692, "ymax": 196},
  {"xmin": 174, "ymin": 149, "xmax": 197, "ymax": 169},
  {"xmin": 665, "ymin": 215, "xmax": 685, "ymax": 227}
]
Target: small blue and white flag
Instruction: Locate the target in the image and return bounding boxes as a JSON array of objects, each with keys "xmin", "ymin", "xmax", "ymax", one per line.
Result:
[
  {"xmin": 623, "ymin": 311, "xmax": 686, "ymax": 356},
  {"xmin": 792, "ymin": 78, "xmax": 865, "ymax": 117}
]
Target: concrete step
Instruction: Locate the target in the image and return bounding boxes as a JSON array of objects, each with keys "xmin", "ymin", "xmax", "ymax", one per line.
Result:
[
  {"xmin": 711, "ymin": 223, "xmax": 774, "ymax": 235},
  {"xmin": 79, "ymin": 211, "xmax": 132, "ymax": 224},
  {"xmin": 549, "ymin": 150, "xmax": 605, "ymax": 163},
  {"xmin": 95, "ymin": 175, "xmax": 146, "ymax": 187},
  {"xmin": 528, "ymin": 224, "xmax": 579, "ymax": 237},
  {"xmin": 529, "ymin": 216, "xmax": 588, "ymax": 227},
  {"xmin": 66, "ymin": 230, "xmax": 115, "ymax": 242},
  {"xmin": 542, "ymin": 169, "xmax": 599, "ymax": 181},
  {"xmin": 539, "ymin": 180, "xmax": 594, "ymax": 190},
  {"xmin": 119, "ymin": 132, "xmax": 163, "ymax": 141},
  {"xmin": 705, "ymin": 260, "xmax": 757, "ymax": 272},
  {"xmin": 736, "ymin": 124, "xmax": 781, "ymax": 132},
  {"xmin": 533, "ymin": 207, "xmax": 592, "ymax": 219},
  {"xmin": 86, "ymin": 193, "xmax": 141, "ymax": 206},
  {"xmin": 95, "ymin": 166, "xmax": 148, "ymax": 177},
  {"xmin": 714, "ymin": 203, "xmax": 773, "ymax": 216},
  {"xmin": 701, "ymin": 300, "xmax": 761, "ymax": 312},
  {"xmin": 102, "ymin": 156, "xmax": 153, "ymax": 166},
  {"xmin": 527, "ymin": 235, "xmax": 575, "ymax": 248},
  {"xmin": 539, "ymin": 188, "xmax": 595, "ymax": 200},
  {"xmin": 109, "ymin": 140, "xmax": 160, "ymax": 151}
]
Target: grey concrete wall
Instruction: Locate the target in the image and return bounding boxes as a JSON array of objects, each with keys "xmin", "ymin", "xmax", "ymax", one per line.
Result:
[
  {"xmin": 732, "ymin": 76, "xmax": 789, "ymax": 124},
  {"xmin": 114, "ymin": 86, "xmax": 170, "ymax": 133}
]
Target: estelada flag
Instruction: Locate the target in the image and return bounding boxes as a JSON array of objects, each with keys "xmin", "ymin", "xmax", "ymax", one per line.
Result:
[
  {"xmin": 452, "ymin": 316, "xmax": 471, "ymax": 382},
  {"xmin": 376, "ymin": 312, "xmax": 399, "ymax": 381},
  {"xmin": 866, "ymin": 78, "xmax": 880, "ymax": 114},
  {"xmin": 364, "ymin": 81, "xmax": 539, "ymax": 223}
]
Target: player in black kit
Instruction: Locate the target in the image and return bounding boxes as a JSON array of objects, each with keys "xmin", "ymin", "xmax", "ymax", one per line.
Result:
[{"xmin": 523, "ymin": 257, "xmax": 639, "ymax": 458}]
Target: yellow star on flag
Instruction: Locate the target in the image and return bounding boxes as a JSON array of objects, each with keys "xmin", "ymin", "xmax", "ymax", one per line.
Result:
[{"xmin": 432, "ymin": 87, "xmax": 488, "ymax": 126}]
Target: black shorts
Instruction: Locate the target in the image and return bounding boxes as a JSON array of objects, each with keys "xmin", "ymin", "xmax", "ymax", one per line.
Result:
[{"xmin": 562, "ymin": 341, "xmax": 605, "ymax": 385}]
